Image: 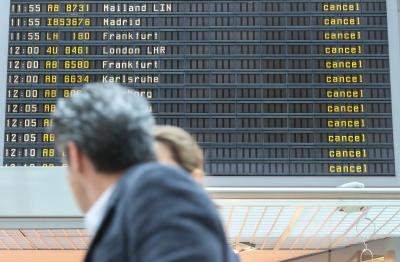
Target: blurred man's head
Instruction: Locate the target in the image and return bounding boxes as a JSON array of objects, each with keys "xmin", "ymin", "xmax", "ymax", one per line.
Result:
[
  {"xmin": 154, "ymin": 125, "xmax": 204, "ymax": 183},
  {"xmin": 51, "ymin": 83, "xmax": 155, "ymax": 212}
]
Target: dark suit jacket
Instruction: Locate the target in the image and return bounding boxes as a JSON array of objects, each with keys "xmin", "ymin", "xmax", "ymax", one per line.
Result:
[{"xmin": 85, "ymin": 162, "xmax": 237, "ymax": 262}]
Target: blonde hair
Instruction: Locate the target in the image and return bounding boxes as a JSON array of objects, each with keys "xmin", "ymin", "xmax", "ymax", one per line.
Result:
[{"xmin": 154, "ymin": 125, "xmax": 204, "ymax": 173}]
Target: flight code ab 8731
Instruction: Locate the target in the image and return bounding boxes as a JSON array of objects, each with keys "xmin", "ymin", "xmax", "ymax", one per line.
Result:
[{"xmin": 11, "ymin": 3, "xmax": 90, "ymax": 13}]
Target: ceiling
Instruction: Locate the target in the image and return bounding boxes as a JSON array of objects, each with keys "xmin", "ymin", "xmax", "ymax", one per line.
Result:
[
  {"xmin": 219, "ymin": 200, "xmax": 400, "ymax": 251},
  {"xmin": 0, "ymin": 189, "xmax": 400, "ymax": 262}
]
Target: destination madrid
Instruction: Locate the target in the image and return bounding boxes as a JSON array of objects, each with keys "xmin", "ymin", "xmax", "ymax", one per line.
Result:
[{"xmin": 103, "ymin": 18, "xmax": 141, "ymax": 26}]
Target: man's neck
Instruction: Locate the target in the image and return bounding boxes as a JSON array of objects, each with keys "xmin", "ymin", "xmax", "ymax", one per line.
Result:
[{"xmin": 88, "ymin": 172, "xmax": 123, "ymax": 210}]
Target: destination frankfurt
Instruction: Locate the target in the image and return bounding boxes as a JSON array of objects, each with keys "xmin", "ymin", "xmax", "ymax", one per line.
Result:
[
  {"xmin": 102, "ymin": 32, "xmax": 158, "ymax": 40},
  {"xmin": 102, "ymin": 60, "xmax": 159, "ymax": 69}
]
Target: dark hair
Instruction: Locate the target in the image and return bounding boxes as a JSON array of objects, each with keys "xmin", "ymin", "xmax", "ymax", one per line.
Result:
[{"xmin": 51, "ymin": 83, "xmax": 155, "ymax": 172}]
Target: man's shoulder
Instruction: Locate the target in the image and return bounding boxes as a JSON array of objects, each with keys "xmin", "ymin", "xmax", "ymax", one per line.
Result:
[
  {"xmin": 124, "ymin": 162, "xmax": 191, "ymax": 186},
  {"xmin": 114, "ymin": 162, "xmax": 217, "ymax": 225},
  {"xmin": 120, "ymin": 162, "xmax": 202, "ymax": 200},
  {"xmin": 97, "ymin": 163, "xmax": 234, "ymax": 262},
  {"xmin": 125, "ymin": 162, "xmax": 186, "ymax": 178}
]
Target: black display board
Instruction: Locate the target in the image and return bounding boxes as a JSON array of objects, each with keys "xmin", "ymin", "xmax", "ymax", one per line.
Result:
[{"xmin": 4, "ymin": 0, "xmax": 396, "ymax": 176}]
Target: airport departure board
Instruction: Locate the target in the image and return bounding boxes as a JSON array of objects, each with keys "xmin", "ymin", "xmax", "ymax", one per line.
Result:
[{"xmin": 3, "ymin": 0, "xmax": 397, "ymax": 176}]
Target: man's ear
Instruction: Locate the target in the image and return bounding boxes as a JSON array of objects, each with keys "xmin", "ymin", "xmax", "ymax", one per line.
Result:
[{"xmin": 66, "ymin": 142, "xmax": 83, "ymax": 175}]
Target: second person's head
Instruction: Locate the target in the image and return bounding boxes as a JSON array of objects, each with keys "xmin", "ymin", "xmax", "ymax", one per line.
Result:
[{"xmin": 154, "ymin": 125, "xmax": 204, "ymax": 184}]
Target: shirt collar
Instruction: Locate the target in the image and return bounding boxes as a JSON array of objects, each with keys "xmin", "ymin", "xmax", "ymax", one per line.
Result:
[{"xmin": 84, "ymin": 185, "xmax": 116, "ymax": 236}]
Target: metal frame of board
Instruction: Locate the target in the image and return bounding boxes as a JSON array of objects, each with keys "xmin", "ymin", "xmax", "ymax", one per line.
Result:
[{"xmin": 0, "ymin": 0, "xmax": 399, "ymax": 220}]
